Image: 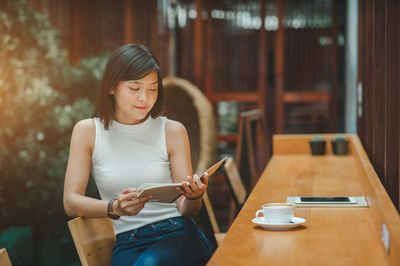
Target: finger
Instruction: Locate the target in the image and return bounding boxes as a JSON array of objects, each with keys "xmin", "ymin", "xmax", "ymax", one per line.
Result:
[
  {"xmin": 132, "ymin": 203, "xmax": 144, "ymax": 212},
  {"xmin": 119, "ymin": 194, "xmax": 135, "ymax": 203},
  {"xmin": 121, "ymin": 188, "xmax": 135, "ymax": 194},
  {"xmin": 194, "ymin": 178, "xmax": 205, "ymax": 191},
  {"xmin": 120, "ymin": 190, "xmax": 140, "ymax": 202},
  {"xmin": 201, "ymin": 173, "xmax": 209, "ymax": 185},
  {"xmin": 119, "ymin": 191, "xmax": 135, "ymax": 200},
  {"xmin": 177, "ymin": 184, "xmax": 194, "ymax": 196},
  {"xmin": 190, "ymin": 175, "xmax": 201, "ymax": 192},
  {"xmin": 125, "ymin": 195, "xmax": 151, "ymax": 207},
  {"xmin": 182, "ymin": 179, "xmax": 194, "ymax": 193},
  {"xmin": 127, "ymin": 203, "xmax": 145, "ymax": 215},
  {"xmin": 136, "ymin": 195, "xmax": 152, "ymax": 203},
  {"xmin": 177, "ymin": 187, "xmax": 186, "ymax": 194},
  {"xmin": 186, "ymin": 175, "xmax": 195, "ymax": 187},
  {"xmin": 198, "ymin": 173, "xmax": 209, "ymax": 188},
  {"xmin": 188, "ymin": 175, "xmax": 199, "ymax": 191},
  {"xmin": 185, "ymin": 184, "xmax": 197, "ymax": 194},
  {"xmin": 120, "ymin": 195, "xmax": 149, "ymax": 211},
  {"xmin": 121, "ymin": 196, "xmax": 150, "ymax": 213}
]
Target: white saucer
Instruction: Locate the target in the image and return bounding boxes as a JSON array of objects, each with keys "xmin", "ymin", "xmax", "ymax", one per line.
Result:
[{"xmin": 251, "ymin": 217, "xmax": 306, "ymax": 230}]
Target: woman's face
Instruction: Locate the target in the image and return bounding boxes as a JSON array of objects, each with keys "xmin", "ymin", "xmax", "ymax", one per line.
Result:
[{"xmin": 110, "ymin": 71, "xmax": 158, "ymax": 125}]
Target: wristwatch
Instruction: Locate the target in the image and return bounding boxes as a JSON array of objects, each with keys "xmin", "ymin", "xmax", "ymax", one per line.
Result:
[{"xmin": 107, "ymin": 198, "xmax": 120, "ymax": 220}]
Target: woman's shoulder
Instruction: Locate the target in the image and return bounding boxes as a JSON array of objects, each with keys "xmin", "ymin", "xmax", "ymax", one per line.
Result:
[
  {"xmin": 74, "ymin": 118, "xmax": 96, "ymax": 130},
  {"xmin": 72, "ymin": 119, "xmax": 96, "ymax": 139},
  {"xmin": 70, "ymin": 119, "xmax": 96, "ymax": 151},
  {"xmin": 165, "ymin": 118, "xmax": 187, "ymax": 135},
  {"xmin": 165, "ymin": 119, "xmax": 189, "ymax": 156}
]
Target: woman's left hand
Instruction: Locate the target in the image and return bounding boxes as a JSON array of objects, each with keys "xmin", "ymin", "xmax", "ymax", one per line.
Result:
[{"xmin": 177, "ymin": 173, "xmax": 208, "ymax": 200}]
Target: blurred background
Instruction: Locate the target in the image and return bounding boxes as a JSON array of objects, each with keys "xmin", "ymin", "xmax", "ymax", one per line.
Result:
[{"xmin": 1, "ymin": 0, "xmax": 399, "ymax": 265}]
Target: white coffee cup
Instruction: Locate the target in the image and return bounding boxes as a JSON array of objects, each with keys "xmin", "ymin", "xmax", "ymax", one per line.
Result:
[{"xmin": 255, "ymin": 203, "xmax": 295, "ymax": 224}]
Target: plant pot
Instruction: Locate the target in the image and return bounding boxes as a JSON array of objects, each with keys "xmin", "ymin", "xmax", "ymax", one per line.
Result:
[
  {"xmin": 331, "ymin": 140, "xmax": 349, "ymax": 155},
  {"xmin": 309, "ymin": 139, "xmax": 326, "ymax": 155}
]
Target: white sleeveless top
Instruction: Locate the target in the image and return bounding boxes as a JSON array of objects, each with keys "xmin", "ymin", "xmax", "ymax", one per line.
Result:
[{"xmin": 91, "ymin": 116, "xmax": 181, "ymax": 235}]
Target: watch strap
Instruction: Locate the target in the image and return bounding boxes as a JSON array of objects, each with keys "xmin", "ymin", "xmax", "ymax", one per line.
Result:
[{"xmin": 107, "ymin": 198, "xmax": 120, "ymax": 220}]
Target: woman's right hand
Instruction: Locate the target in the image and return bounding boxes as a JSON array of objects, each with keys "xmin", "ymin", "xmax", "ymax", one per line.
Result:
[{"xmin": 113, "ymin": 188, "xmax": 152, "ymax": 216}]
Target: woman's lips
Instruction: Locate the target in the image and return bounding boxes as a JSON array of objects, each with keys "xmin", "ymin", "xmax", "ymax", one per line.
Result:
[{"xmin": 134, "ymin": 106, "xmax": 147, "ymax": 110}]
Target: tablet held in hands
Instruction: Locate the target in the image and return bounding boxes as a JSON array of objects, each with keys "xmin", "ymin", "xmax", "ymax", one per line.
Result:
[{"xmin": 136, "ymin": 157, "xmax": 228, "ymax": 203}]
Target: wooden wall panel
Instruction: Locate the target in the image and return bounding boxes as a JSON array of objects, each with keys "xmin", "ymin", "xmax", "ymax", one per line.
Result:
[
  {"xmin": 362, "ymin": 0, "xmax": 374, "ymax": 160},
  {"xmin": 193, "ymin": 0, "xmax": 203, "ymax": 88},
  {"xmin": 357, "ymin": 0, "xmax": 365, "ymax": 143},
  {"xmin": 385, "ymin": 0, "xmax": 399, "ymax": 209},
  {"xmin": 399, "ymin": 0, "xmax": 400, "ymax": 208},
  {"xmin": 274, "ymin": 0, "xmax": 284, "ymax": 134},
  {"xmin": 123, "ymin": 0, "xmax": 134, "ymax": 44},
  {"xmin": 26, "ymin": 0, "xmax": 165, "ymax": 70},
  {"xmin": 71, "ymin": 0, "xmax": 81, "ymax": 63},
  {"xmin": 372, "ymin": 0, "xmax": 386, "ymax": 184},
  {"xmin": 329, "ymin": 0, "xmax": 339, "ymax": 132},
  {"xmin": 358, "ymin": 0, "xmax": 400, "ymax": 209}
]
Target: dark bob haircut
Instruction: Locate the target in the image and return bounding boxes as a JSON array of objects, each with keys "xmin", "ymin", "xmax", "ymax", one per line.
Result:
[{"xmin": 92, "ymin": 44, "xmax": 165, "ymax": 129}]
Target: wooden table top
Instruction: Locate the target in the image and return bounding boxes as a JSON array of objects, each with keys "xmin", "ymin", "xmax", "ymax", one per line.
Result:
[{"xmin": 207, "ymin": 134, "xmax": 400, "ymax": 266}]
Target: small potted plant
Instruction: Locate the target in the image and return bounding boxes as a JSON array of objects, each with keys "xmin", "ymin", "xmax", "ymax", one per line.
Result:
[
  {"xmin": 309, "ymin": 136, "xmax": 326, "ymax": 155},
  {"xmin": 331, "ymin": 134, "xmax": 349, "ymax": 155}
]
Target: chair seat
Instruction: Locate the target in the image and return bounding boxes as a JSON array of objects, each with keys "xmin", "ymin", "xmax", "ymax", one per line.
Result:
[{"xmin": 0, "ymin": 248, "xmax": 12, "ymax": 266}]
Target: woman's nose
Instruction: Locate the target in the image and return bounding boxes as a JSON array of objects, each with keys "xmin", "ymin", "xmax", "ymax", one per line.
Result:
[{"xmin": 138, "ymin": 91, "xmax": 147, "ymax": 101}]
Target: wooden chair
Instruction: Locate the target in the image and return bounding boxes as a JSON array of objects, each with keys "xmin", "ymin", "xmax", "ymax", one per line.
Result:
[
  {"xmin": 68, "ymin": 217, "xmax": 116, "ymax": 266},
  {"xmin": 0, "ymin": 248, "xmax": 12, "ymax": 266},
  {"xmin": 202, "ymin": 192, "xmax": 226, "ymax": 245},
  {"xmin": 224, "ymin": 157, "xmax": 247, "ymax": 209},
  {"xmin": 203, "ymin": 158, "xmax": 248, "ymax": 245},
  {"xmin": 235, "ymin": 109, "xmax": 269, "ymax": 191}
]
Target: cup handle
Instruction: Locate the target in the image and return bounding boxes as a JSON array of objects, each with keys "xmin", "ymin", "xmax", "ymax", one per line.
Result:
[{"xmin": 256, "ymin": 210, "xmax": 264, "ymax": 219}]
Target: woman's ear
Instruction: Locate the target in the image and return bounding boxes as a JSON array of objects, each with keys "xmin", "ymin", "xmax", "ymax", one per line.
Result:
[{"xmin": 109, "ymin": 88, "xmax": 115, "ymax": 95}]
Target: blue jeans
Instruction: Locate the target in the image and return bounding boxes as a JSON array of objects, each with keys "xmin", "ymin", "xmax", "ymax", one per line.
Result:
[{"xmin": 112, "ymin": 216, "xmax": 213, "ymax": 266}]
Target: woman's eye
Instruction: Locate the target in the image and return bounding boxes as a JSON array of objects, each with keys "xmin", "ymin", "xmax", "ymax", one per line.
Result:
[
  {"xmin": 129, "ymin": 87, "xmax": 139, "ymax": 91},
  {"xmin": 149, "ymin": 88, "xmax": 157, "ymax": 92}
]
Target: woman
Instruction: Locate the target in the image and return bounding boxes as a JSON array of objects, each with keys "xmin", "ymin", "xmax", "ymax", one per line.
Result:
[{"xmin": 63, "ymin": 44, "xmax": 213, "ymax": 265}]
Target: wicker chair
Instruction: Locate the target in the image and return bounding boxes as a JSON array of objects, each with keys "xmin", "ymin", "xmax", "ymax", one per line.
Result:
[
  {"xmin": 163, "ymin": 76, "xmax": 220, "ymax": 247},
  {"xmin": 162, "ymin": 76, "xmax": 217, "ymax": 174}
]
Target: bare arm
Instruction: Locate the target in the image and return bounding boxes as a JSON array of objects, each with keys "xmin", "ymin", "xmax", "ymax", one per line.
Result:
[
  {"xmin": 166, "ymin": 120, "xmax": 207, "ymax": 217},
  {"xmin": 63, "ymin": 119, "xmax": 151, "ymax": 218}
]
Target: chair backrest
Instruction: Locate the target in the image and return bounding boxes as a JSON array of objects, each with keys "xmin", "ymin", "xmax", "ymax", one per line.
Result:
[
  {"xmin": 235, "ymin": 109, "xmax": 269, "ymax": 190},
  {"xmin": 68, "ymin": 217, "xmax": 116, "ymax": 266},
  {"xmin": 0, "ymin": 248, "xmax": 12, "ymax": 266},
  {"xmin": 224, "ymin": 157, "xmax": 247, "ymax": 207},
  {"xmin": 202, "ymin": 192, "xmax": 220, "ymax": 235},
  {"xmin": 203, "ymin": 158, "xmax": 247, "ymax": 246},
  {"xmin": 202, "ymin": 191, "xmax": 227, "ymax": 245}
]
